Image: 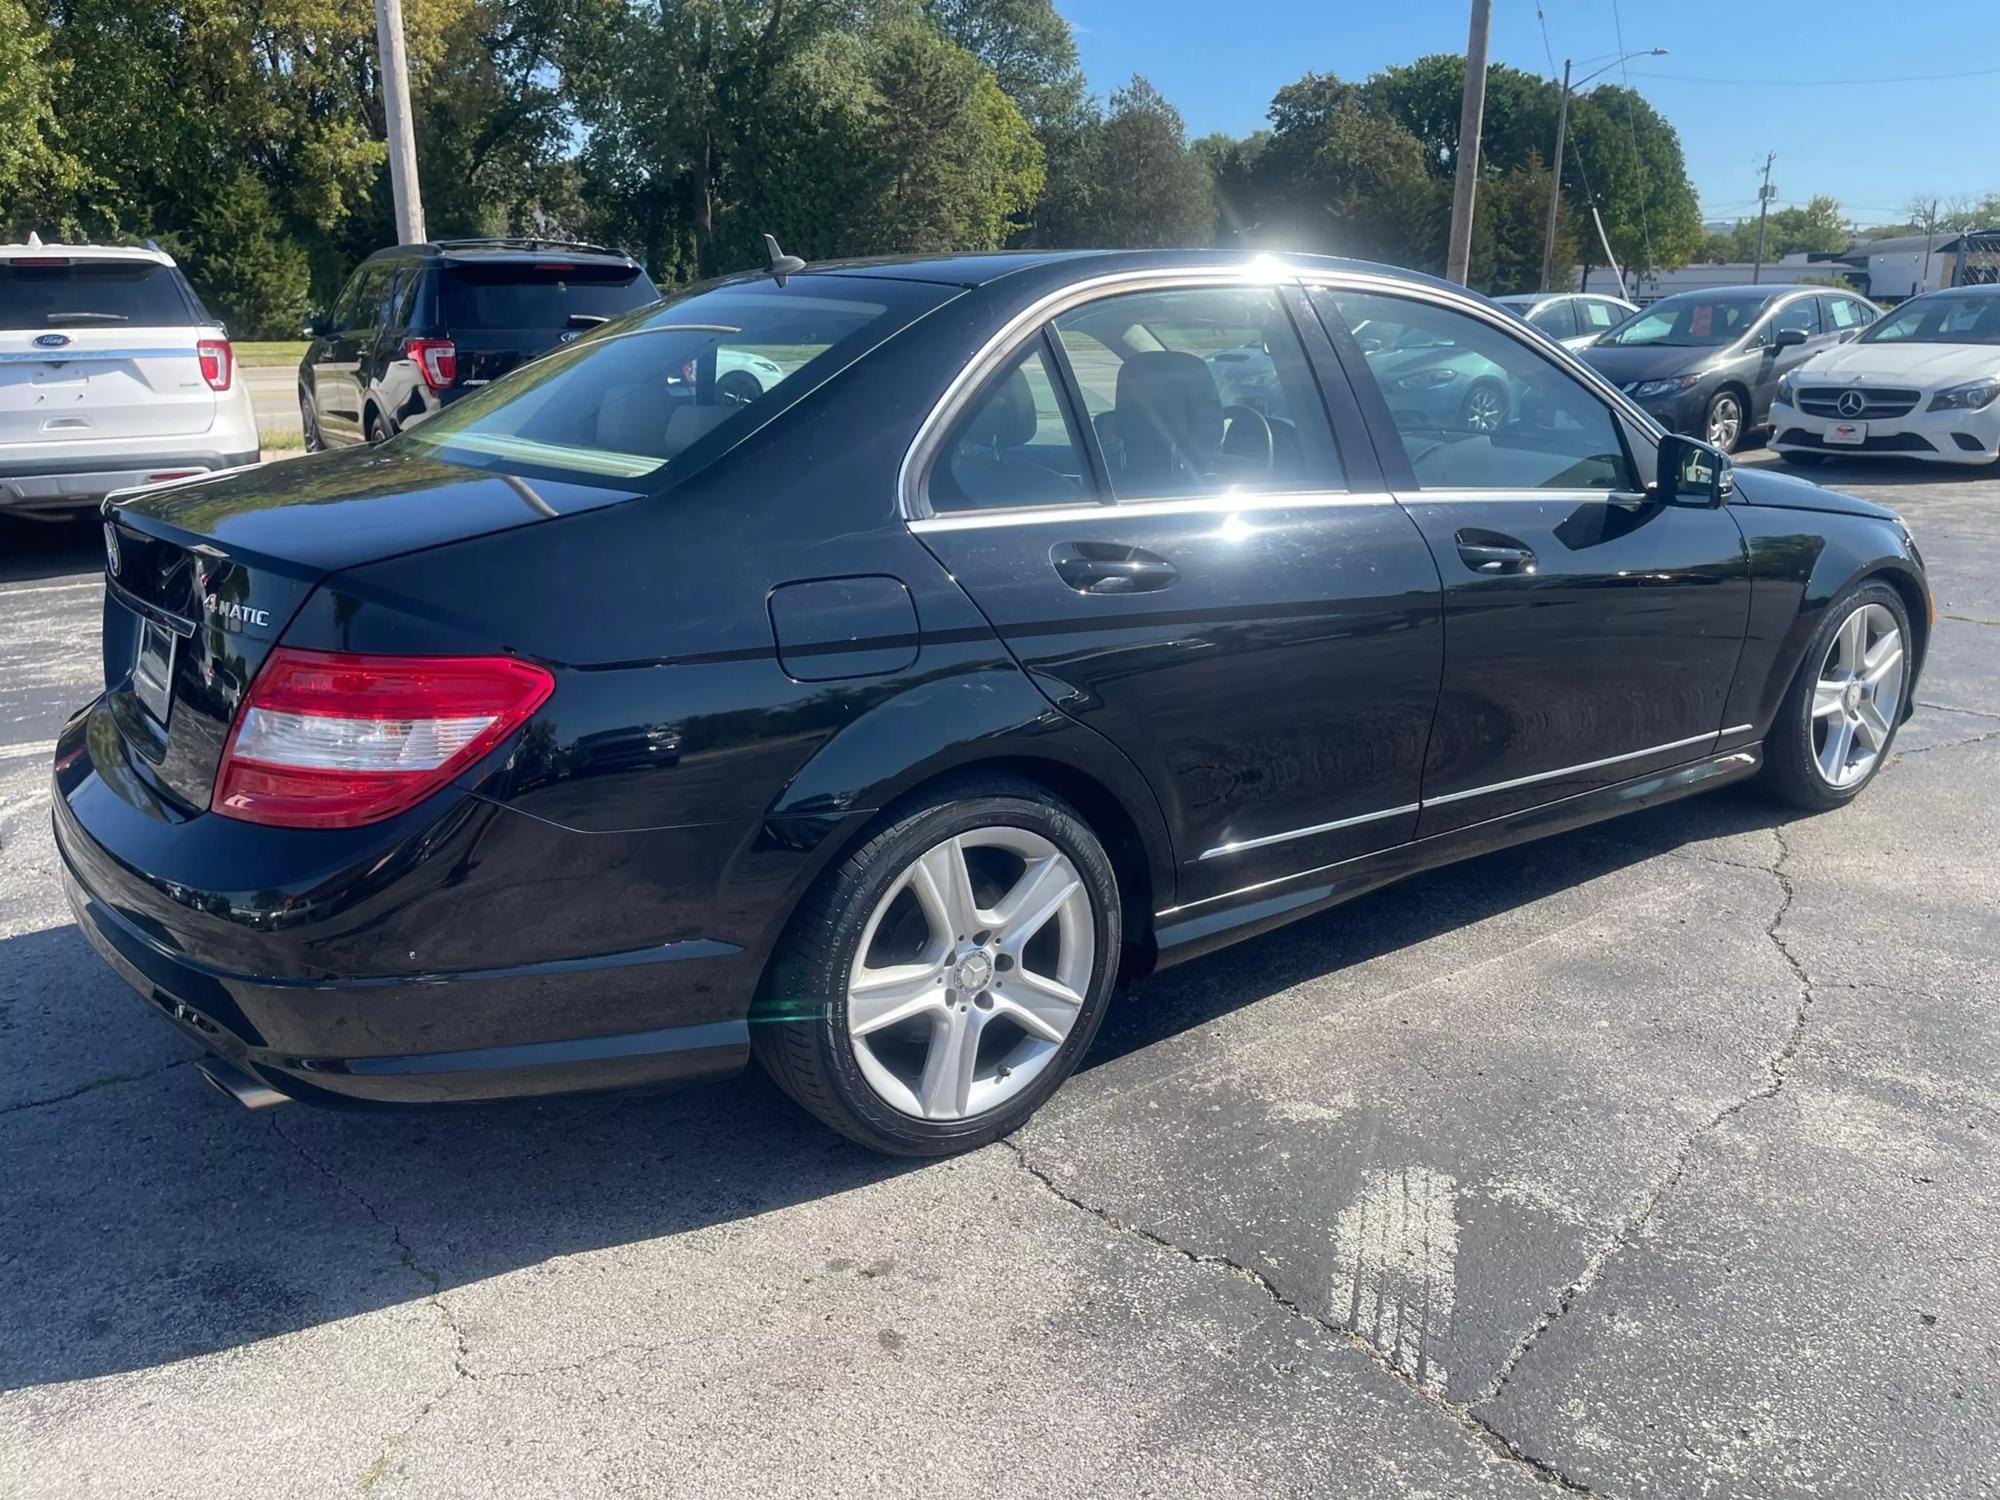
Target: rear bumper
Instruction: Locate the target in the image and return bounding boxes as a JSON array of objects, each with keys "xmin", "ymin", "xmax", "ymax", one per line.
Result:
[
  {"xmin": 51, "ymin": 700, "xmax": 761, "ymax": 1106},
  {"xmin": 0, "ymin": 449, "xmax": 261, "ymax": 512}
]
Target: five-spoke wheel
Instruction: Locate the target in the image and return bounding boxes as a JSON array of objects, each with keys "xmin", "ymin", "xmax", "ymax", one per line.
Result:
[
  {"xmin": 1761, "ymin": 581, "xmax": 1913, "ymax": 810},
  {"xmin": 753, "ymin": 779, "xmax": 1120, "ymax": 1155}
]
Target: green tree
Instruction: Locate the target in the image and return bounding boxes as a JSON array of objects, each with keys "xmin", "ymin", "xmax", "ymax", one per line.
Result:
[
  {"xmin": 922, "ymin": 0, "xmax": 1086, "ymax": 135},
  {"xmin": 0, "ymin": 0, "xmax": 83, "ymax": 228},
  {"xmin": 1037, "ymin": 77, "xmax": 1212, "ymax": 248},
  {"xmin": 1702, "ymin": 195, "xmax": 1852, "ymax": 263}
]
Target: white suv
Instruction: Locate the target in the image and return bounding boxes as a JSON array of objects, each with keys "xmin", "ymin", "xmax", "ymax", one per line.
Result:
[{"xmin": 1, "ymin": 237, "xmax": 259, "ymax": 516}]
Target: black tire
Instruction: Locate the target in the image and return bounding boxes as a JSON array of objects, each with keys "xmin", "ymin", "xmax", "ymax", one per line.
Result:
[
  {"xmin": 1759, "ymin": 580, "xmax": 1912, "ymax": 812},
  {"xmin": 1779, "ymin": 450, "xmax": 1824, "ymax": 466},
  {"xmin": 365, "ymin": 409, "xmax": 394, "ymax": 445},
  {"xmin": 300, "ymin": 388, "xmax": 325, "ymax": 452},
  {"xmin": 752, "ymin": 776, "xmax": 1122, "ymax": 1156},
  {"xmin": 716, "ymin": 369, "xmax": 764, "ymax": 407},
  {"xmin": 1704, "ymin": 388, "xmax": 1747, "ymax": 454}
]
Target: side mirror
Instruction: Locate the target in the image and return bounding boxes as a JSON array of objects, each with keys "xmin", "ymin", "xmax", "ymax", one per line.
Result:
[
  {"xmin": 1772, "ymin": 327, "xmax": 1808, "ymax": 350},
  {"xmin": 1657, "ymin": 433, "xmax": 1734, "ymax": 507}
]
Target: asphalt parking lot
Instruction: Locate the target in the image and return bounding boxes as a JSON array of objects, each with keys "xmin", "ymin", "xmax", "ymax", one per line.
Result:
[{"xmin": 3, "ymin": 451, "xmax": 1997, "ymax": 1499}]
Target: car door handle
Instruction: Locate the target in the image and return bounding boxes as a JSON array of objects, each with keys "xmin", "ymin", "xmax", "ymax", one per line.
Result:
[
  {"xmin": 1050, "ymin": 542, "xmax": 1180, "ymax": 595},
  {"xmin": 1454, "ymin": 531, "xmax": 1537, "ymax": 575}
]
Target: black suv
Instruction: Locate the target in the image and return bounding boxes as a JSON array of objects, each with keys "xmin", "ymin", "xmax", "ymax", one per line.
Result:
[{"xmin": 297, "ymin": 238, "xmax": 658, "ymax": 448}]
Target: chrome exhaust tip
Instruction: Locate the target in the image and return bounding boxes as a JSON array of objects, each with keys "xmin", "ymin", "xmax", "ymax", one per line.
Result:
[{"xmin": 197, "ymin": 1058, "xmax": 291, "ymax": 1111}]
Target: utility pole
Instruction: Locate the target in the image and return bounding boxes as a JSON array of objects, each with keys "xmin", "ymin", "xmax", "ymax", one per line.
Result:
[
  {"xmin": 375, "ymin": 0, "xmax": 426, "ymax": 244},
  {"xmin": 1445, "ymin": 0, "xmax": 1492, "ymax": 286},
  {"xmin": 1918, "ymin": 199, "xmax": 1939, "ymax": 293},
  {"xmin": 1750, "ymin": 152, "xmax": 1776, "ymax": 284},
  {"xmin": 1537, "ymin": 57, "xmax": 1572, "ymax": 293}
]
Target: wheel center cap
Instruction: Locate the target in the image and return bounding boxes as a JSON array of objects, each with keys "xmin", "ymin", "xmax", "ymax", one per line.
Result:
[
  {"xmin": 953, "ymin": 951, "xmax": 994, "ymax": 993},
  {"xmin": 1843, "ymin": 680, "xmax": 1863, "ymax": 714}
]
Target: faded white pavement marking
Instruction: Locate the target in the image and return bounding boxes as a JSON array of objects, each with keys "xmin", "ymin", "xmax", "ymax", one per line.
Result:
[{"xmin": 1332, "ymin": 1165, "xmax": 1461, "ymax": 1395}]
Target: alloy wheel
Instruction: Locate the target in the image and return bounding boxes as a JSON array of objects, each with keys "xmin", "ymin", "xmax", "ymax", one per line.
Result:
[
  {"xmin": 1463, "ymin": 384, "xmax": 1505, "ymax": 434},
  {"xmin": 1706, "ymin": 392, "xmax": 1742, "ymax": 451},
  {"xmin": 1811, "ymin": 602, "xmax": 1904, "ymax": 788},
  {"xmin": 846, "ymin": 826, "xmax": 1095, "ymax": 1121}
]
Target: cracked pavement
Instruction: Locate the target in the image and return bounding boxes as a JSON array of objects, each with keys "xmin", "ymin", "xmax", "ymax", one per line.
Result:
[{"xmin": 4, "ymin": 454, "xmax": 1997, "ymax": 1498}]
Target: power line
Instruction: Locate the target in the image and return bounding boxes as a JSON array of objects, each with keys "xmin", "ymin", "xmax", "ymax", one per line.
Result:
[
  {"xmin": 1626, "ymin": 64, "xmax": 2000, "ymax": 87},
  {"xmin": 1609, "ymin": 0, "xmax": 1654, "ymax": 274},
  {"xmin": 1534, "ymin": 2, "xmax": 1559, "ymax": 81}
]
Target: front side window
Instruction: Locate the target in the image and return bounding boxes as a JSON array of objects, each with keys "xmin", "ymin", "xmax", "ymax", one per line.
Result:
[
  {"xmin": 1770, "ymin": 297, "xmax": 1822, "ymax": 338},
  {"xmin": 404, "ymin": 276, "xmax": 953, "ymax": 484},
  {"xmin": 1529, "ymin": 301, "xmax": 1578, "ymax": 338},
  {"xmin": 1860, "ymin": 292, "xmax": 2000, "ymax": 345},
  {"xmin": 1325, "ymin": 289, "xmax": 1636, "ymax": 492},
  {"xmin": 1050, "ymin": 285, "xmax": 1343, "ymax": 499},
  {"xmin": 930, "ymin": 339, "xmax": 1089, "ymax": 513}
]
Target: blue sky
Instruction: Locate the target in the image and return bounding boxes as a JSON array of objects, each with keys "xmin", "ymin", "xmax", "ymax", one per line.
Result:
[{"xmin": 1061, "ymin": 0, "xmax": 2000, "ymax": 227}]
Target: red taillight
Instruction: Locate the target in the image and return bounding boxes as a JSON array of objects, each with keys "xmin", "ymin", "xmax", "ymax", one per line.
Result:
[
  {"xmin": 212, "ymin": 648, "xmax": 554, "ymax": 829},
  {"xmin": 405, "ymin": 337, "xmax": 457, "ymax": 392},
  {"xmin": 197, "ymin": 337, "xmax": 233, "ymax": 391}
]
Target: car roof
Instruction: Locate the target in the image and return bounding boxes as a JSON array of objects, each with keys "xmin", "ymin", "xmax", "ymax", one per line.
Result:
[
  {"xmin": 362, "ymin": 238, "xmax": 641, "ymax": 269},
  {"xmin": 1651, "ymin": 284, "xmax": 1821, "ymax": 302},
  {"xmin": 0, "ymin": 240, "xmax": 177, "ymax": 266},
  {"xmin": 801, "ymin": 246, "xmax": 1469, "ymax": 293}
]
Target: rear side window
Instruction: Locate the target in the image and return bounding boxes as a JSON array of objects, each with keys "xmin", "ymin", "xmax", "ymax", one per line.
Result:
[
  {"xmin": 931, "ymin": 338, "xmax": 1089, "ymax": 513},
  {"xmin": 405, "ymin": 277, "xmax": 952, "ymax": 485},
  {"xmin": 441, "ymin": 263, "xmax": 658, "ymax": 331},
  {"xmin": 1825, "ymin": 296, "xmax": 1869, "ymax": 331},
  {"xmin": 0, "ymin": 261, "xmax": 196, "ymax": 330},
  {"xmin": 1579, "ymin": 299, "xmax": 1623, "ymax": 331}
]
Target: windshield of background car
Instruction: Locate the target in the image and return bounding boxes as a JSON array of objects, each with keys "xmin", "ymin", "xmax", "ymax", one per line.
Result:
[
  {"xmin": 1600, "ymin": 294, "xmax": 1773, "ymax": 348},
  {"xmin": 440, "ymin": 262, "xmax": 660, "ymax": 330},
  {"xmin": 403, "ymin": 274, "xmax": 955, "ymax": 484},
  {"xmin": 0, "ymin": 260, "xmax": 196, "ymax": 329},
  {"xmin": 1858, "ymin": 293, "xmax": 2000, "ymax": 346}
]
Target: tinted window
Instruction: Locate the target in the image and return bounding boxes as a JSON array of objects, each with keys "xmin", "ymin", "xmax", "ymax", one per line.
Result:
[
  {"xmin": 1326, "ymin": 289, "xmax": 1635, "ymax": 492},
  {"xmin": 1052, "ymin": 285, "xmax": 1343, "ymax": 499},
  {"xmin": 0, "ymin": 261, "xmax": 194, "ymax": 330},
  {"xmin": 1602, "ymin": 294, "xmax": 1773, "ymax": 347},
  {"xmin": 405, "ymin": 278, "xmax": 947, "ymax": 484},
  {"xmin": 1529, "ymin": 300, "xmax": 1578, "ymax": 338},
  {"xmin": 1770, "ymin": 297, "xmax": 1821, "ymax": 337},
  {"xmin": 930, "ymin": 339, "xmax": 1089, "ymax": 513},
  {"xmin": 327, "ymin": 268, "xmax": 369, "ymax": 331},
  {"xmin": 441, "ymin": 263, "xmax": 658, "ymax": 331}
]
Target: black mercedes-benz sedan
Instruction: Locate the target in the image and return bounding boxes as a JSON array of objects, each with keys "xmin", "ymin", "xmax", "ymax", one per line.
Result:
[{"xmin": 57, "ymin": 249, "xmax": 1930, "ymax": 1155}]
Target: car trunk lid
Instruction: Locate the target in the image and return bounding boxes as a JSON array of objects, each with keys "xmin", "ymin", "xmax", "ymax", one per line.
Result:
[{"xmin": 97, "ymin": 445, "xmax": 643, "ymax": 812}]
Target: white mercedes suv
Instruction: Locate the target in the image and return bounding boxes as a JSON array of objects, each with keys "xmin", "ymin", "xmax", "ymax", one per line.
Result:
[
  {"xmin": 1772, "ymin": 284, "xmax": 2000, "ymax": 468},
  {"xmin": 1, "ymin": 237, "xmax": 259, "ymax": 516}
]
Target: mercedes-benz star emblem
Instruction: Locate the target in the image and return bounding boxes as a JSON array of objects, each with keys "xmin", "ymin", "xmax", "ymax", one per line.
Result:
[
  {"xmin": 1836, "ymin": 390, "xmax": 1867, "ymax": 418},
  {"xmin": 103, "ymin": 522, "xmax": 121, "ymax": 578}
]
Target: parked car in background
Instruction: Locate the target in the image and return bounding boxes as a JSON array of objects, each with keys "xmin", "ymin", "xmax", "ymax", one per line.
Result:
[
  {"xmin": 1, "ymin": 236, "xmax": 257, "ymax": 516},
  {"xmin": 1771, "ymin": 284, "xmax": 2000, "ymax": 467},
  {"xmin": 299, "ymin": 238, "xmax": 658, "ymax": 448},
  {"xmin": 1581, "ymin": 285, "xmax": 1877, "ymax": 452},
  {"xmin": 1492, "ymin": 291, "xmax": 1637, "ymax": 349},
  {"xmin": 61, "ymin": 250, "xmax": 1928, "ymax": 1157},
  {"xmin": 1350, "ymin": 311, "xmax": 1517, "ymax": 433}
]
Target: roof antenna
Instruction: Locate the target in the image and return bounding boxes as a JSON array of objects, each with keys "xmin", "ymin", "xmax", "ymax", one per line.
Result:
[
  {"xmin": 761, "ymin": 233, "xmax": 806, "ymax": 286},
  {"xmin": 26, "ymin": 231, "xmax": 43, "ymax": 249}
]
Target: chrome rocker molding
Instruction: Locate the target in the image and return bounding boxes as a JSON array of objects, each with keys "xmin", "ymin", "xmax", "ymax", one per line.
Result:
[{"xmin": 1153, "ymin": 744, "xmax": 1764, "ymax": 968}]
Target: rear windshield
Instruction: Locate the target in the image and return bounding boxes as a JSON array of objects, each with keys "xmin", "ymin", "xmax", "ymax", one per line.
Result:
[
  {"xmin": 404, "ymin": 274, "xmax": 955, "ymax": 485},
  {"xmin": 0, "ymin": 260, "xmax": 198, "ymax": 329},
  {"xmin": 440, "ymin": 263, "xmax": 659, "ymax": 331}
]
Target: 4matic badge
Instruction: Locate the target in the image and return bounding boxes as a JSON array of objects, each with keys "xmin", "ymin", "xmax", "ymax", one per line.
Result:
[{"xmin": 204, "ymin": 595, "xmax": 271, "ymax": 629}]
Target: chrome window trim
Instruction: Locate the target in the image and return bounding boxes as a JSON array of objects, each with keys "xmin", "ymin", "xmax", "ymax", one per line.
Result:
[
  {"xmin": 899, "ymin": 264, "xmax": 1306, "ymax": 521},
  {"xmin": 1392, "ymin": 487, "xmax": 1653, "ymax": 506},
  {"xmin": 907, "ymin": 489, "xmax": 1398, "ymax": 534},
  {"xmin": 1191, "ymin": 728, "xmax": 1723, "ymax": 863}
]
